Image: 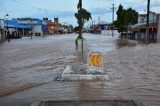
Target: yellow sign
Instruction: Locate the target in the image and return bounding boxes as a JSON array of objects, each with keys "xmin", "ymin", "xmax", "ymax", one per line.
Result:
[{"xmin": 88, "ymin": 52, "xmax": 103, "ymax": 67}]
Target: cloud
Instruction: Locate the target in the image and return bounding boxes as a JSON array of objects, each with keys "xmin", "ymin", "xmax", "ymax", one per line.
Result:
[
  {"xmin": 1, "ymin": 0, "xmax": 160, "ymax": 26},
  {"xmin": 89, "ymin": 7, "xmax": 112, "ymax": 15}
]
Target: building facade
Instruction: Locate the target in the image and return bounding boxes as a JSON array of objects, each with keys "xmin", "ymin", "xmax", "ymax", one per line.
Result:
[
  {"xmin": 131, "ymin": 12, "xmax": 160, "ymax": 41},
  {"xmin": 44, "ymin": 20, "xmax": 56, "ymax": 34},
  {"xmin": 0, "ymin": 20, "xmax": 5, "ymax": 41},
  {"xmin": 2, "ymin": 19, "xmax": 46, "ymax": 38},
  {"xmin": 17, "ymin": 19, "xmax": 45, "ymax": 36}
]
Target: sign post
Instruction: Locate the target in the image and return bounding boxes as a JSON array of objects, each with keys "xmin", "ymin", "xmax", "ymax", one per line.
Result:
[{"xmin": 87, "ymin": 52, "xmax": 104, "ymax": 74}]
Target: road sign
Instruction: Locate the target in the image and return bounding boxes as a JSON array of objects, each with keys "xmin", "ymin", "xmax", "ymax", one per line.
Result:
[{"xmin": 88, "ymin": 52, "xmax": 103, "ymax": 68}]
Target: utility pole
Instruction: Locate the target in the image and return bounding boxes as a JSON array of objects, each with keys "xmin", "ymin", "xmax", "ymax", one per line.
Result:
[
  {"xmin": 111, "ymin": 3, "xmax": 116, "ymax": 37},
  {"xmin": 93, "ymin": 20, "xmax": 96, "ymax": 29},
  {"xmin": 5, "ymin": 14, "xmax": 10, "ymax": 42},
  {"xmin": 146, "ymin": 0, "xmax": 150, "ymax": 42},
  {"xmin": 91, "ymin": 20, "xmax": 93, "ymax": 29},
  {"xmin": 5, "ymin": 14, "xmax": 9, "ymax": 34},
  {"xmin": 98, "ymin": 16, "xmax": 100, "ymax": 25}
]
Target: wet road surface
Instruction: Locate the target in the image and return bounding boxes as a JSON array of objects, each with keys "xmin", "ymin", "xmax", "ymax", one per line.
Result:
[{"xmin": 0, "ymin": 34, "xmax": 160, "ymax": 106}]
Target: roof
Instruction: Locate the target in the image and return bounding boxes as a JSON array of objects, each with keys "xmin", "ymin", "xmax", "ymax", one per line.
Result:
[
  {"xmin": 45, "ymin": 20, "xmax": 56, "ymax": 26},
  {"xmin": 131, "ymin": 21, "xmax": 158, "ymax": 31},
  {"xmin": 17, "ymin": 19, "xmax": 45, "ymax": 25},
  {"xmin": 139, "ymin": 14, "xmax": 147, "ymax": 17},
  {"xmin": 4, "ymin": 20, "xmax": 32, "ymax": 29}
]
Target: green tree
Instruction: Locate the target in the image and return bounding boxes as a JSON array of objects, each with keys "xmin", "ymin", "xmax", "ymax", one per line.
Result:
[
  {"xmin": 126, "ymin": 8, "xmax": 138, "ymax": 25},
  {"xmin": 75, "ymin": 0, "xmax": 91, "ymax": 39},
  {"xmin": 114, "ymin": 4, "xmax": 138, "ymax": 33},
  {"xmin": 74, "ymin": 26, "xmax": 79, "ymax": 32}
]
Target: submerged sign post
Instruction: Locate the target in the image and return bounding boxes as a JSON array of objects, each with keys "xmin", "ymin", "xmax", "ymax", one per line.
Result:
[
  {"xmin": 60, "ymin": 51, "xmax": 110, "ymax": 81},
  {"xmin": 87, "ymin": 52, "xmax": 104, "ymax": 74}
]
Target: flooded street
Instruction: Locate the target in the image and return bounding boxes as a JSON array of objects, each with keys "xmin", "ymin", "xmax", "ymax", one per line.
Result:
[{"xmin": 0, "ymin": 33, "xmax": 160, "ymax": 106}]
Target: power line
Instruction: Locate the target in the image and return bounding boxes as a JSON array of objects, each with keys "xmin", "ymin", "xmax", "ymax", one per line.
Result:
[
  {"xmin": 6, "ymin": 0, "xmax": 75, "ymax": 18},
  {"xmin": 8, "ymin": 0, "xmax": 56, "ymax": 13}
]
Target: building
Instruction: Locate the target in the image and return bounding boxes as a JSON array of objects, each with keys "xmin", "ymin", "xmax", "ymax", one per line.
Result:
[
  {"xmin": 89, "ymin": 23, "xmax": 115, "ymax": 34},
  {"xmin": 1, "ymin": 17, "xmax": 73, "ymax": 38},
  {"xmin": 0, "ymin": 19, "xmax": 5, "ymax": 41},
  {"xmin": 44, "ymin": 18, "xmax": 73, "ymax": 34},
  {"xmin": 17, "ymin": 19, "xmax": 46, "ymax": 36},
  {"xmin": 62, "ymin": 24, "xmax": 73, "ymax": 33},
  {"xmin": 43, "ymin": 18, "xmax": 62, "ymax": 34},
  {"xmin": 3, "ymin": 20, "xmax": 32, "ymax": 38},
  {"xmin": 44, "ymin": 20, "xmax": 56, "ymax": 34},
  {"xmin": 131, "ymin": 11, "xmax": 160, "ymax": 41},
  {"xmin": 2, "ymin": 19, "xmax": 46, "ymax": 38}
]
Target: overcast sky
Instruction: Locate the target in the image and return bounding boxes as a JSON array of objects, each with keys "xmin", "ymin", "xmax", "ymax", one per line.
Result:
[{"xmin": 0, "ymin": 0, "xmax": 160, "ymax": 26}]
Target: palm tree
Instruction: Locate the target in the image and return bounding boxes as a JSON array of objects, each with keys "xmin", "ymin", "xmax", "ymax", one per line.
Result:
[{"xmin": 75, "ymin": 0, "xmax": 91, "ymax": 45}]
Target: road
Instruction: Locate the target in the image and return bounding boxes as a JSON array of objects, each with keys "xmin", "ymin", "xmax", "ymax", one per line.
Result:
[{"xmin": 0, "ymin": 33, "xmax": 160, "ymax": 106}]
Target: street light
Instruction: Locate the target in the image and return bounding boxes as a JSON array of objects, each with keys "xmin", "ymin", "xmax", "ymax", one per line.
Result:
[
  {"xmin": 5, "ymin": 14, "xmax": 9, "ymax": 31},
  {"xmin": 5, "ymin": 14, "xmax": 10, "ymax": 42}
]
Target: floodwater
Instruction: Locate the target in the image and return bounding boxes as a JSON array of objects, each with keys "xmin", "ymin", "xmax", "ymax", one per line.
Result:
[{"xmin": 0, "ymin": 33, "xmax": 160, "ymax": 106}]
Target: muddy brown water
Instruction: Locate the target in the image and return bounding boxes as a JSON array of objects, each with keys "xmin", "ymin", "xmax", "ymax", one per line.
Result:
[
  {"xmin": 0, "ymin": 34, "xmax": 160, "ymax": 106},
  {"xmin": 39, "ymin": 100, "xmax": 144, "ymax": 106}
]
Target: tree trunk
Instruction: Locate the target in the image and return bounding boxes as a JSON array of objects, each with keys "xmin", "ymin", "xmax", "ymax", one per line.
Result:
[
  {"xmin": 78, "ymin": 0, "xmax": 83, "ymax": 39},
  {"xmin": 78, "ymin": 25, "xmax": 83, "ymax": 39},
  {"xmin": 76, "ymin": 0, "xmax": 84, "ymax": 51}
]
